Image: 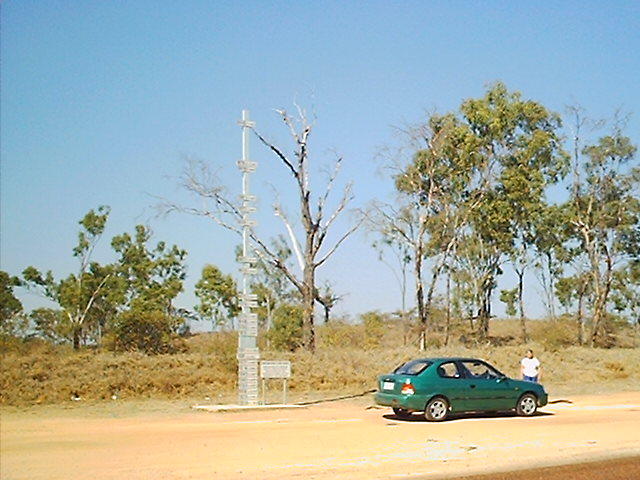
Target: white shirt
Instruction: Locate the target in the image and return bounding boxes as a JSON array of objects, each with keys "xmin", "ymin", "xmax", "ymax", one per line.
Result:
[{"xmin": 521, "ymin": 357, "xmax": 540, "ymax": 377}]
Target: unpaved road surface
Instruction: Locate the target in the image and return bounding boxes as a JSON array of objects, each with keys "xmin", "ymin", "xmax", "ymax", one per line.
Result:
[{"xmin": 2, "ymin": 392, "xmax": 639, "ymax": 480}]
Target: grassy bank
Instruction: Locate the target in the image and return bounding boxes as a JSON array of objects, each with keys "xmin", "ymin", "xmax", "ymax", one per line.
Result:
[{"xmin": 2, "ymin": 320, "xmax": 639, "ymax": 406}]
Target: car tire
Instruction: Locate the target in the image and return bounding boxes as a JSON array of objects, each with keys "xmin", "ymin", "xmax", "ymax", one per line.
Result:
[
  {"xmin": 392, "ymin": 407, "xmax": 411, "ymax": 419},
  {"xmin": 424, "ymin": 396, "xmax": 449, "ymax": 422},
  {"xmin": 516, "ymin": 393, "xmax": 538, "ymax": 416}
]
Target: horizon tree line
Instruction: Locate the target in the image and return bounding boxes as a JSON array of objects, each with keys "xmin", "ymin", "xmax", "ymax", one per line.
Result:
[{"xmin": 1, "ymin": 83, "xmax": 638, "ymax": 351}]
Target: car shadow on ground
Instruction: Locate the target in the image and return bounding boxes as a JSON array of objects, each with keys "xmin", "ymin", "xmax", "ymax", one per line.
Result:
[{"xmin": 382, "ymin": 410, "xmax": 554, "ymax": 423}]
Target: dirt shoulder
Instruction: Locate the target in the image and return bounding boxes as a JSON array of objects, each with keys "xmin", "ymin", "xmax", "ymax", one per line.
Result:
[
  {"xmin": 2, "ymin": 391, "xmax": 639, "ymax": 480},
  {"xmin": 439, "ymin": 456, "xmax": 640, "ymax": 480}
]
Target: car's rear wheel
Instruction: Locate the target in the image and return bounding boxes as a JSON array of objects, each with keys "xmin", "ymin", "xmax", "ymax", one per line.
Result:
[
  {"xmin": 424, "ymin": 396, "xmax": 449, "ymax": 422},
  {"xmin": 516, "ymin": 393, "xmax": 538, "ymax": 416},
  {"xmin": 392, "ymin": 407, "xmax": 411, "ymax": 419}
]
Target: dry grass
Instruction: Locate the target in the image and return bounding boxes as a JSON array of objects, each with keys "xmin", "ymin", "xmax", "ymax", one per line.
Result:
[{"xmin": 1, "ymin": 320, "xmax": 639, "ymax": 406}]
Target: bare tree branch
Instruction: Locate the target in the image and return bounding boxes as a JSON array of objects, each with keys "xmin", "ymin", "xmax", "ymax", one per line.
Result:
[
  {"xmin": 164, "ymin": 106, "xmax": 358, "ymax": 351},
  {"xmin": 273, "ymin": 201, "xmax": 305, "ymax": 272},
  {"xmin": 315, "ymin": 216, "xmax": 364, "ymax": 268},
  {"xmin": 317, "ymin": 154, "xmax": 343, "ymax": 222},
  {"xmin": 316, "ymin": 182, "xmax": 354, "ymax": 252},
  {"xmin": 251, "ymin": 128, "xmax": 299, "ymax": 179}
]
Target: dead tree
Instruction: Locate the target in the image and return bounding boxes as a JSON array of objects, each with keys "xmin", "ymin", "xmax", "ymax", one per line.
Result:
[{"xmin": 165, "ymin": 106, "xmax": 361, "ymax": 351}]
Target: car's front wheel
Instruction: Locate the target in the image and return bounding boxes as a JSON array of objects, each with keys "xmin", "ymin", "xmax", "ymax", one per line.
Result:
[
  {"xmin": 424, "ymin": 396, "xmax": 449, "ymax": 422},
  {"xmin": 516, "ymin": 393, "xmax": 538, "ymax": 416},
  {"xmin": 392, "ymin": 407, "xmax": 411, "ymax": 419}
]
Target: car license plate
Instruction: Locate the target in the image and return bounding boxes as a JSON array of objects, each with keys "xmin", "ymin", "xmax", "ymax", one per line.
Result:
[{"xmin": 383, "ymin": 381, "xmax": 395, "ymax": 390}]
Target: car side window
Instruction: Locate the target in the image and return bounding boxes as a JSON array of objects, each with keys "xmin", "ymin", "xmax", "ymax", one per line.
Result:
[
  {"xmin": 461, "ymin": 361, "xmax": 500, "ymax": 380},
  {"xmin": 437, "ymin": 362, "xmax": 461, "ymax": 379}
]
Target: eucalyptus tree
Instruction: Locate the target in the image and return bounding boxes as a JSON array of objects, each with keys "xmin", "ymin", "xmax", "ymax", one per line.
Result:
[
  {"xmin": 22, "ymin": 207, "xmax": 123, "ymax": 349},
  {"xmin": 0, "ymin": 271, "xmax": 26, "ymax": 338},
  {"xmin": 568, "ymin": 120, "xmax": 639, "ymax": 346},
  {"xmin": 107, "ymin": 225, "xmax": 188, "ymax": 352},
  {"xmin": 195, "ymin": 264, "xmax": 239, "ymax": 329},
  {"xmin": 532, "ymin": 204, "xmax": 572, "ymax": 321},
  {"xmin": 374, "ymin": 112, "xmax": 485, "ymax": 348},
  {"xmin": 165, "ymin": 107, "xmax": 360, "ymax": 351},
  {"xmin": 611, "ymin": 260, "xmax": 640, "ymax": 333},
  {"xmin": 111, "ymin": 224, "xmax": 187, "ymax": 315},
  {"xmin": 456, "ymin": 83, "xmax": 568, "ymax": 339},
  {"xmin": 29, "ymin": 308, "xmax": 68, "ymax": 343},
  {"xmin": 556, "ymin": 271, "xmax": 593, "ymax": 342}
]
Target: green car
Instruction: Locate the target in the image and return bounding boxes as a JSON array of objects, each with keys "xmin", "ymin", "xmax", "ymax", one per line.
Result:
[{"xmin": 375, "ymin": 357, "xmax": 548, "ymax": 421}]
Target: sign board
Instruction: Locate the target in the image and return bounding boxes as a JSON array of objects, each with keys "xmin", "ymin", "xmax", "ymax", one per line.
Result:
[{"xmin": 260, "ymin": 360, "xmax": 291, "ymax": 379}]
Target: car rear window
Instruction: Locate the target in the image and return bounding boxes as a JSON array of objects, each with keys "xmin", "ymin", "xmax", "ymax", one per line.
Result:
[{"xmin": 394, "ymin": 360, "xmax": 432, "ymax": 375}]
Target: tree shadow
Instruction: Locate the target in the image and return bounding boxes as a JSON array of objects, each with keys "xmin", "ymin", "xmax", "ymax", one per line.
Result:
[{"xmin": 382, "ymin": 410, "xmax": 554, "ymax": 423}]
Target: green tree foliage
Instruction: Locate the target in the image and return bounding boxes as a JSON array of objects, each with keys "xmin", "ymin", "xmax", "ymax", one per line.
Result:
[
  {"xmin": 111, "ymin": 225, "xmax": 187, "ymax": 314},
  {"xmin": 533, "ymin": 204, "xmax": 572, "ymax": 321},
  {"xmin": 390, "ymin": 82, "xmax": 567, "ymax": 343},
  {"xmin": 382, "ymin": 111, "xmax": 485, "ymax": 348},
  {"xmin": 266, "ymin": 303, "xmax": 303, "ymax": 351},
  {"xmin": 109, "ymin": 225, "xmax": 188, "ymax": 352},
  {"xmin": 108, "ymin": 309, "xmax": 184, "ymax": 354},
  {"xmin": 195, "ymin": 264, "xmax": 239, "ymax": 327},
  {"xmin": 458, "ymin": 82, "xmax": 568, "ymax": 339},
  {"xmin": 567, "ymin": 121, "xmax": 639, "ymax": 345},
  {"xmin": 0, "ymin": 271, "xmax": 27, "ymax": 338},
  {"xmin": 22, "ymin": 206, "xmax": 123, "ymax": 349},
  {"xmin": 499, "ymin": 288, "xmax": 518, "ymax": 317},
  {"xmin": 611, "ymin": 261, "xmax": 640, "ymax": 328},
  {"xmin": 244, "ymin": 236, "xmax": 296, "ymax": 330},
  {"xmin": 30, "ymin": 308, "xmax": 69, "ymax": 343}
]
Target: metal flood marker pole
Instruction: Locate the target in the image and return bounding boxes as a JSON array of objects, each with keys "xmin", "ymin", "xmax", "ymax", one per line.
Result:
[{"xmin": 237, "ymin": 110, "xmax": 260, "ymax": 406}]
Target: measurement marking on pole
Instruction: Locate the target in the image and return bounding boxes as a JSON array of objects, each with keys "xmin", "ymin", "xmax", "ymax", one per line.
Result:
[{"xmin": 236, "ymin": 109, "xmax": 260, "ymax": 406}]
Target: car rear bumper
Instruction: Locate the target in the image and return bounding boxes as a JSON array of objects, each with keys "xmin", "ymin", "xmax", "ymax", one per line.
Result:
[{"xmin": 374, "ymin": 392, "xmax": 427, "ymax": 411}]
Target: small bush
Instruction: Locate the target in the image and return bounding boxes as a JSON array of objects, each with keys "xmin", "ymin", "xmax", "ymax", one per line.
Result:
[
  {"xmin": 106, "ymin": 310, "xmax": 186, "ymax": 354},
  {"xmin": 362, "ymin": 311, "xmax": 385, "ymax": 348},
  {"xmin": 267, "ymin": 304, "xmax": 303, "ymax": 351}
]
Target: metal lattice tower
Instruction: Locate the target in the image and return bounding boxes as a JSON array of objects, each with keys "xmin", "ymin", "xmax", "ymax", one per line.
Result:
[{"xmin": 236, "ymin": 110, "xmax": 260, "ymax": 405}]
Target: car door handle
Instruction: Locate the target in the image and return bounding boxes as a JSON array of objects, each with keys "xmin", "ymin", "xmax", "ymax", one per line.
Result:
[{"xmin": 470, "ymin": 384, "xmax": 476, "ymax": 389}]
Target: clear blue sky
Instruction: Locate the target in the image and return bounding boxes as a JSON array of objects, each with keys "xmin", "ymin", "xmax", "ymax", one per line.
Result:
[{"xmin": 2, "ymin": 1, "xmax": 639, "ymax": 327}]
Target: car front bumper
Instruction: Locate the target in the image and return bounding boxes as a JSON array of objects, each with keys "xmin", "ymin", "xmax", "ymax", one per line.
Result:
[{"xmin": 538, "ymin": 392, "xmax": 548, "ymax": 407}]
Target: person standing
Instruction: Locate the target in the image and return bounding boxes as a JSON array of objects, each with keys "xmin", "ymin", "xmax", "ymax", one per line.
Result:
[{"xmin": 520, "ymin": 349, "xmax": 542, "ymax": 382}]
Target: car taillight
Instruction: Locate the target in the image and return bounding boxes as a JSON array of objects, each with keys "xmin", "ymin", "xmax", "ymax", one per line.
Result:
[{"xmin": 401, "ymin": 381, "xmax": 415, "ymax": 395}]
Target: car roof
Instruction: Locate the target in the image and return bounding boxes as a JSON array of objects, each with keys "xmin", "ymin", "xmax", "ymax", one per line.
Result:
[{"xmin": 410, "ymin": 357, "xmax": 484, "ymax": 363}]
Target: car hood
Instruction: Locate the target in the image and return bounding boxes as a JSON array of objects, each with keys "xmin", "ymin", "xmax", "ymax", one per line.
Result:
[{"xmin": 508, "ymin": 378, "xmax": 546, "ymax": 392}]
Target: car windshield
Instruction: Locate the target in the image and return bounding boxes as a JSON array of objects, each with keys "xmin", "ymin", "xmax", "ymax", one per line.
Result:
[{"xmin": 394, "ymin": 360, "xmax": 432, "ymax": 375}]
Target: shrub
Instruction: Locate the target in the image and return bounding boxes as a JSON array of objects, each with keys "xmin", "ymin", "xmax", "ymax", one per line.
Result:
[
  {"xmin": 362, "ymin": 311, "xmax": 385, "ymax": 348},
  {"xmin": 106, "ymin": 310, "xmax": 186, "ymax": 354},
  {"xmin": 266, "ymin": 304, "xmax": 303, "ymax": 351}
]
